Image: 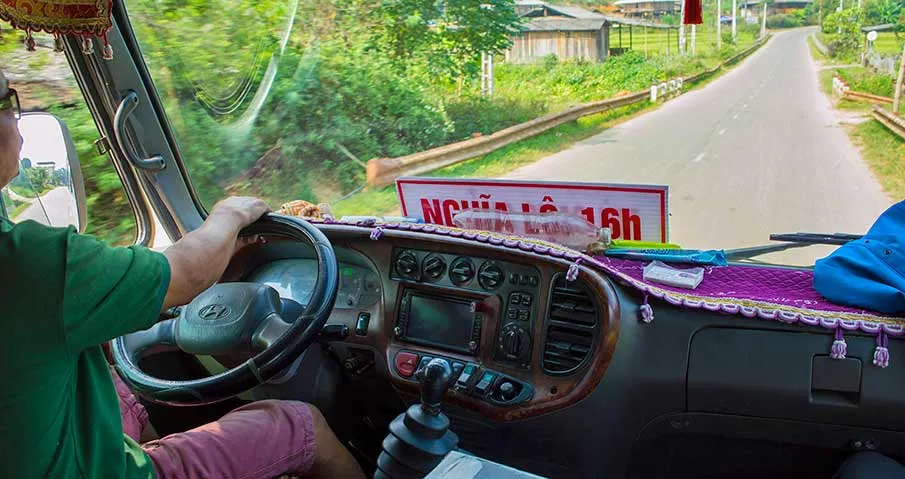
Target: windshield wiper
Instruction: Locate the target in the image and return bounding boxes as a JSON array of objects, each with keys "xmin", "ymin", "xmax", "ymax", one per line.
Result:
[
  {"xmin": 725, "ymin": 232, "xmax": 863, "ymax": 261},
  {"xmin": 767, "ymin": 232, "xmax": 863, "ymax": 245}
]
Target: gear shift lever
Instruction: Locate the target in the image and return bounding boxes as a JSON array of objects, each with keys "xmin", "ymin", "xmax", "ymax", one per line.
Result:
[
  {"xmin": 374, "ymin": 359, "xmax": 459, "ymax": 479},
  {"xmin": 418, "ymin": 358, "xmax": 453, "ymax": 415}
]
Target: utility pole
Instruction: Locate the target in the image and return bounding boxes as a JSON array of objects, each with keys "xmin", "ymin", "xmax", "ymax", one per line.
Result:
[
  {"xmin": 691, "ymin": 24, "xmax": 697, "ymax": 56},
  {"xmin": 481, "ymin": 52, "xmax": 494, "ymax": 97},
  {"xmin": 732, "ymin": 0, "xmax": 737, "ymax": 39},
  {"xmin": 838, "ymin": 0, "xmax": 843, "ymax": 33},
  {"xmin": 679, "ymin": 0, "xmax": 686, "ymax": 53},
  {"xmin": 761, "ymin": 1, "xmax": 767, "ymax": 38},
  {"xmin": 894, "ymin": 43, "xmax": 905, "ymax": 114},
  {"xmin": 717, "ymin": 0, "xmax": 722, "ymax": 50}
]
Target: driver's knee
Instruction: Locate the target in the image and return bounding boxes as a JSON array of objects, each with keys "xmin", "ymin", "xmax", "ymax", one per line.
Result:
[{"xmin": 303, "ymin": 403, "xmax": 365, "ymax": 479}]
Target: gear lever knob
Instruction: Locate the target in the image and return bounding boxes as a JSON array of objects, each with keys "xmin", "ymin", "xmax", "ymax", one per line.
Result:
[{"xmin": 416, "ymin": 358, "xmax": 452, "ymax": 415}]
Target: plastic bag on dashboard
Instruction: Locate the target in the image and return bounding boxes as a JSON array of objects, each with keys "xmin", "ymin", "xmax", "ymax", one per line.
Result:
[{"xmin": 452, "ymin": 209, "xmax": 608, "ymax": 252}]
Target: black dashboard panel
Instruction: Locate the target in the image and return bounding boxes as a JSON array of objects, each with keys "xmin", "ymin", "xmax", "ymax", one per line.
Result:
[{"xmin": 218, "ymin": 225, "xmax": 905, "ymax": 479}]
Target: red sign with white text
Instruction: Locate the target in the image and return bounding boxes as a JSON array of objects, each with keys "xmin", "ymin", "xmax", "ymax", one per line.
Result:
[{"xmin": 396, "ymin": 177, "xmax": 669, "ymax": 242}]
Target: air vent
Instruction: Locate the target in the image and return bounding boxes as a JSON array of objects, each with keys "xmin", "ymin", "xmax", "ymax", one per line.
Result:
[{"xmin": 542, "ymin": 275, "xmax": 598, "ymax": 375}]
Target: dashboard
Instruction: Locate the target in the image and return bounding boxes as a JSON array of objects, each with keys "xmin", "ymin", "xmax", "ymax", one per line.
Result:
[{"xmin": 222, "ymin": 226, "xmax": 619, "ymax": 422}]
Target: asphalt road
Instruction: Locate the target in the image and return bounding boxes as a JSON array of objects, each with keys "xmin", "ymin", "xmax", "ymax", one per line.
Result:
[
  {"xmin": 506, "ymin": 28, "xmax": 894, "ymax": 265},
  {"xmin": 13, "ymin": 186, "xmax": 79, "ymax": 228}
]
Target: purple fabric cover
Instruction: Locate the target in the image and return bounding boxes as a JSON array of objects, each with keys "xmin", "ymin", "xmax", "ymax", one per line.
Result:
[
  {"xmin": 593, "ymin": 255, "xmax": 905, "ymax": 334},
  {"xmin": 598, "ymin": 257, "xmax": 869, "ymax": 314}
]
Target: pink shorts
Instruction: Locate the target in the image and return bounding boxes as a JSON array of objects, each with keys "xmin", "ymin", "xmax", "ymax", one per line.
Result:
[{"xmin": 111, "ymin": 368, "xmax": 317, "ymax": 479}]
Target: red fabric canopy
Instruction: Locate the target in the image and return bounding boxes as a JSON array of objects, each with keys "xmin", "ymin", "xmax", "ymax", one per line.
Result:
[
  {"xmin": 0, "ymin": 0, "xmax": 113, "ymax": 56},
  {"xmin": 0, "ymin": 0, "xmax": 112, "ymax": 36},
  {"xmin": 683, "ymin": 0, "xmax": 703, "ymax": 25}
]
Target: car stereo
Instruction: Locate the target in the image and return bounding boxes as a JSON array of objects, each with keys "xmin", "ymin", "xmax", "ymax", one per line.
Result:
[{"xmin": 396, "ymin": 290, "xmax": 483, "ymax": 354}]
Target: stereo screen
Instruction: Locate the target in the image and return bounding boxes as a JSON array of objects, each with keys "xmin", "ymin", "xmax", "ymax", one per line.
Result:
[{"xmin": 406, "ymin": 294, "xmax": 475, "ymax": 352}]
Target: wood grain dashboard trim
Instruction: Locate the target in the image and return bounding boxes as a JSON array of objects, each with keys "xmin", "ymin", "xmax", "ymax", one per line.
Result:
[{"xmin": 226, "ymin": 224, "xmax": 620, "ymax": 422}]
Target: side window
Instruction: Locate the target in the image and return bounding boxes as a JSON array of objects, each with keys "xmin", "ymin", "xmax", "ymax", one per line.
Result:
[{"xmin": 0, "ymin": 31, "xmax": 137, "ymax": 245}]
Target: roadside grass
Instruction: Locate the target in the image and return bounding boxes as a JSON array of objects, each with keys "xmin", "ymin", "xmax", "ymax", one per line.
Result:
[
  {"xmin": 848, "ymin": 120, "xmax": 905, "ymax": 199},
  {"xmin": 808, "ymin": 35, "xmax": 827, "ymax": 63},
  {"xmin": 9, "ymin": 201, "xmax": 30, "ymax": 219},
  {"xmin": 819, "ymin": 68, "xmax": 874, "ymax": 113},
  {"xmin": 333, "ymin": 40, "xmax": 768, "ymax": 217},
  {"xmin": 814, "ymin": 51, "xmax": 905, "ymax": 202},
  {"xmin": 837, "ymin": 67, "xmax": 896, "ymax": 97},
  {"xmin": 608, "ymin": 26, "xmax": 757, "ymax": 60}
]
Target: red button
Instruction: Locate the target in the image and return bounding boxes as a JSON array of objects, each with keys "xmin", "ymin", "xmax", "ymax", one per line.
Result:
[{"xmin": 395, "ymin": 352, "xmax": 419, "ymax": 377}]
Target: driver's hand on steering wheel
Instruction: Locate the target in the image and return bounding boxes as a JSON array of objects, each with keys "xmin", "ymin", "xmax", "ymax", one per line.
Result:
[
  {"xmin": 210, "ymin": 196, "xmax": 271, "ymax": 229},
  {"xmin": 161, "ymin": 196, "xmax": 271, "ymax": 310}
]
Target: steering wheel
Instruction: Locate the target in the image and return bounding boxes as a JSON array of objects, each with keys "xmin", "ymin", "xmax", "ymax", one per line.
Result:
[{"xmin": 111, "ymin": 214, "xmax": 339, "ymax": 406}]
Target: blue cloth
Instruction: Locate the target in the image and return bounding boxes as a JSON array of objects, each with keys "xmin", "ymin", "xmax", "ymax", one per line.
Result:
[{"xmin": 814, "ymin": 201, "xmax": 905, "ymax": 314}]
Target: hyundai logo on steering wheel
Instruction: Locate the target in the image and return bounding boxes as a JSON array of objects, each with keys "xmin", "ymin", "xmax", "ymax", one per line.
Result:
[{"xmin": 198, "ymin": 304, "xmax": 231, "ymax": 320}]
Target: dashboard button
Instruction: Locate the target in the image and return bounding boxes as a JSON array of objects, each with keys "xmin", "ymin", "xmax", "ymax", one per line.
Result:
[
  {"xmin": 456, "ymin": 364, "xmax": 479, "ymax": 389},
  {"xmin": 497, "ymin": 380, "xmax": 518, "ymax": 401},
  {"xmin": 509, "ymin": 273, "xmax": 519, "ymax": 284},
  {"xmin": 394, "ymin": 352, "xmax": 418, "ymax": 378},
  {"xmin": 478, "ymin": 263, "xmax": 505, "ymax": 290},
  {"xmin": 421, "ymin": 254, "xmax": 446, "ymax": 280},
  {"xmin": 395, "ymin": 251, "xmax": 419, "ymax": 278},
  {"xmin": 474, "ymin": 372, "xmax": 497, "ymax": 395},
  {"xmin": 355, "ymin": 312, "xmax": 370, "ymax": 336},
  {"xmin": 451, "ymin": 361, "xmax": 465, "ymax": 381},
  {"xmin": 528, "ymin": 275, "xmax": 539, "ymax": 286},
  {"xmin": 449, "ymin": 258, "xmax": 476, "ymax": 285},
  {"xmin": 521, "ymin": 294, "xmax": 532, "ymax": 306},
  {"xmin": 507, "ymin": 310, "xmax": 517, "ymax": 320},
  {"xmin": 517, "ymin": 309, "xmax": 529, "ymax": 322},
  {"xmin": 509, "ymin": 293, "xmax": 521, "ymax": 305},
  {"xmin": 417, "ymin": 355, "xmax": 435, "ymax": 373}
]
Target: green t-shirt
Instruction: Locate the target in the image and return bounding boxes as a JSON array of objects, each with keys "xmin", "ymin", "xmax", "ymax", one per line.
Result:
[{"xmin": 0, "ymin": 218, "xmax": 170, "ymax": 478}]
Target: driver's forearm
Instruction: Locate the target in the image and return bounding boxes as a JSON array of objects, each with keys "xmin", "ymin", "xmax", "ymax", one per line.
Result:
[{"xmin": 161, "ymin": 212, "xmax": 242, "ymax": 311}]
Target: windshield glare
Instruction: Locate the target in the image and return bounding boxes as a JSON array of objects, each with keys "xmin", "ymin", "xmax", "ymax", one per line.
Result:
[{"xmin": 124, "ymin": 0, "xmax": 898, "ymax": 266}]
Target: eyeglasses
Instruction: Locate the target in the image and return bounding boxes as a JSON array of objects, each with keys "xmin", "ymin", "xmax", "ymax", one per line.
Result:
[{"xmin": 0, "ymin": 89, "xmax": 20, "ymax": 120}]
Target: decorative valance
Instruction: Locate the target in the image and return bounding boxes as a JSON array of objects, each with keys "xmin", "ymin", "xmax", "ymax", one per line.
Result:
[{"xmin": 0, "ymin": 0, "xmax": 114, "ymax": 58}]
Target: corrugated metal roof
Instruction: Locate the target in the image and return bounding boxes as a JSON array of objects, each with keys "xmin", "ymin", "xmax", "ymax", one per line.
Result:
[
  {"xmin": 861, "ymin": 23, "xmax": 898, "ymax": 32},
  {"xmin": 604, "ymin": 15, "xmax": 677, "ymax": 28},
  {"xmin": 613, "ymin": 0, "xmax": 678, "ymax": 5},
  {"xmin": 521, "ymin": 17, "xmax": 607, "ymax": 31},
  {"xmin": 548, "ymin": 4, "xmax": 606, "ymax": 19},
  {"xmin": 514, "ymin": 0, "xmax": 605, "ymax": 19}
]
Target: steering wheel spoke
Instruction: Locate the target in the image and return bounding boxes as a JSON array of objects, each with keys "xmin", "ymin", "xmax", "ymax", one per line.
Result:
[
  {"xmin": 118, "ymin": 318, "xmax": 178, "ymax": 360},
  {"xmin": 251, "ymin": 313, "xmax": 293, "ymax": 351}
]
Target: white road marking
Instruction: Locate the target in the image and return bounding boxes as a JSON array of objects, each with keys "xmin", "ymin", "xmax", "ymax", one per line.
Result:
[
  {"xmin": 719, "ymin": 128, "xmax": 727, "ymax": 135},
  {"xmin": 692, "ymin": 153, "xmax": 705, "ymax": 163},
  {"xmin": 733, "ymin": 113, "xmax": 739, "ymax": 119}
]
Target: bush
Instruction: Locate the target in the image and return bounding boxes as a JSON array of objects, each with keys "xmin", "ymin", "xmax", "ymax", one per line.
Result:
[
  {"xmin": 837, "ymin": 68, "xmax": 896, "ymax": 97},
  {"xmin": 541, "ymin": 54, "xmax": 559, "ymax": 69},
  {"xmin": 766, "ymin": 14, "xmax": 803, "ymax": 29},
  {"xmin": 822, "ymin": 8, "xmax": 863, "ymax": 58}
]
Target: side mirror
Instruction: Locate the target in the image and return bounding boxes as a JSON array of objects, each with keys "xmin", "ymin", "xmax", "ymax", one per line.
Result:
[{"xmin": 1, "ymin": 112, "xmax": 87, "ymax": 232}]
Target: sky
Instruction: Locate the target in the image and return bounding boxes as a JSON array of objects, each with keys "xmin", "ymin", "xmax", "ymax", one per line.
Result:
[{"xmin": 18, "ymin": 114, "xmax": 68, "ymax": 169}]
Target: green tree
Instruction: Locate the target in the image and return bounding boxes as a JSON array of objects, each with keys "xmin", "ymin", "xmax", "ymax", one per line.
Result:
[
  {"xmin": 823, "ymin": 7, "xmax": 864, "ymax": 57},
  {"xmin": 369, "ymin": 0, "xmax": 521, "ymax": 79},
  {"xmin": 23, "ymin": 167, "xmax": 50, "ymax": 194},
  {"xmin": 864, "ymin": 0, "xmax": 903, "ymax": 25}
]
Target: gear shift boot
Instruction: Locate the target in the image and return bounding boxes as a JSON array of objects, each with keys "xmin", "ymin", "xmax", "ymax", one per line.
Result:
[{"xmin": 374, "ymin": 359, "xmax": 459, "ymax": 479}]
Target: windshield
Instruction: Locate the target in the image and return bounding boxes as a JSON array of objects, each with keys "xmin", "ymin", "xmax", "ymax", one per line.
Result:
[{"xmin": 127, "ymin": 0, "xmax": 899, "ymax": 266}]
